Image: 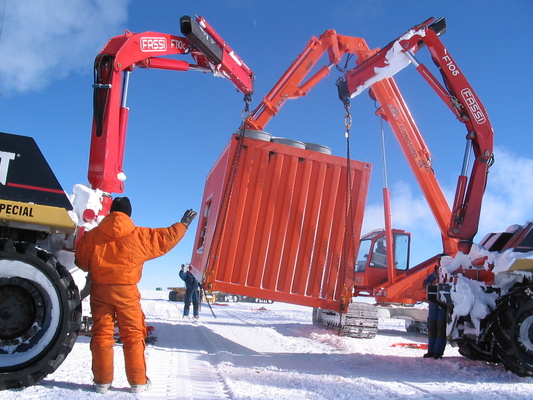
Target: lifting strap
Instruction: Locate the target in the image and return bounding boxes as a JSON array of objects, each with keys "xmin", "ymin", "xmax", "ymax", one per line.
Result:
[
  {"xmin": 200, "ymin": 284, "xmax": 217, "ymax": 319},
  {"xmin": 203, "ymin": 95, "xmax": 252, "ymax": 288},
  {"xmin": 339, "ymin": 98, "xmax": 356, "ymax": 333}
]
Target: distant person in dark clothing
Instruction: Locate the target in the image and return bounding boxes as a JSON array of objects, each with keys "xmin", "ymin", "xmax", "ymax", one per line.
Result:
[
  {"xmin": 179, "ymin": 264, "xmax": 201, "ymax": 319},
  {"xmin": 375, "ymin": 238, "xmax": 387, "ymax": 255},
  {"xmin": 423, "ymin": 270, "xmax": 447, "ymax": 359},
  {"xmin": 371, "ymin": 237, "xmax": 387, "ymax": 268}
]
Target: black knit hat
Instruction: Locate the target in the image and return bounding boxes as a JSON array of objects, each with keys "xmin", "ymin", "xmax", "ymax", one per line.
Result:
[{"xmin": 110, "ymin": 197, "xmax": 132, "ymax": 217}]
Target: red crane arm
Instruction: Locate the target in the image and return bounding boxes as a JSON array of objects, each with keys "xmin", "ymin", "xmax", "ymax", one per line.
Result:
[
  {"xmin": 244, "ymin": 17, "xmax": 493, "ymax": 251},
  {"xmin": 243, "ymin": 30, "xmax": 376, "ymax": 131},
  {"xmin": 88, "ymin": 15, "xmax": 254, "ymax": 204},
  {"xmin": 368, "ymin": 77, "xmax": 456, "ymax": 256},
  {"xmin": 338, "ymin": 17, "xmax": 494, "ymax": 245},
  {"xmin": 417, "ymin": 25, "xmax": 494, "ymax": 243}
]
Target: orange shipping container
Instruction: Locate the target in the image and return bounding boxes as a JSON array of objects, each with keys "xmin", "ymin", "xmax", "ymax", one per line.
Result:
[{"xmin": 191, "ymin": 132, "xmax": 372, "ymax": 312}]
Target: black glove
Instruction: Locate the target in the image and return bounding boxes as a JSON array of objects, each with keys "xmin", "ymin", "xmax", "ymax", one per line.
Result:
[{"xmin": 181, "ymin": 209, "xmax": 197, "ymax": 228}]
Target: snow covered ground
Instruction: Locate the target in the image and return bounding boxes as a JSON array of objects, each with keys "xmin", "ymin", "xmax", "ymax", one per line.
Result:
[{"xmin": 3, "ymin": 290, "xmax": 533, "ymax": 399}]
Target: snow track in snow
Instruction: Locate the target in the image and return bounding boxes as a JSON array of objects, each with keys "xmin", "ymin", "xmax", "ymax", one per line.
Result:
[
  {"xmin": 388, "ymin": 380, "xmax": 457, "ymax": 399},
  {"xmin": 142, "ymin": 348, "xmax": 229, "ymax": 399},
  {"xmin": 5, "ymin": 291, "xmax": 532, "ymax": 399},
  {"xmin": 140, "ymin": 300, "xmax": 230, "ymax": 399}
]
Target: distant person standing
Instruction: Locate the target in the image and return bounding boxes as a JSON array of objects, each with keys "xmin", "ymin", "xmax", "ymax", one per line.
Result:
[
  {"xmin": 75, "ymin": 196, "xmax": 197, "ymax": 394},
  {"xmin": 375, "ymin": 237, "xmax": 387, "ymax": 255},
  {"xmin": 423, "ymin": 267, "xmax": 447, "ymax": 359},
  {"xmin": 179, "ymin": 264, "xmax": 201, "ymax": 319}
]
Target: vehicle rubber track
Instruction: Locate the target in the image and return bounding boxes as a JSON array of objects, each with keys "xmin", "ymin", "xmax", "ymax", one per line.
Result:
[
  {"xmin": 313, "ymin": 302, "xmax": 378, "ymax": 339},
  {"xmin": 0, "ymin": 239, "xmax": 82, "ymax": 389}
]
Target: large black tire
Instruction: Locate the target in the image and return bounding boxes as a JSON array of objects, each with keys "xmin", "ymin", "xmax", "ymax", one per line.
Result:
[
  {"xmin": 488, "ymin": 285, "xmax": 533, "ymax": 377},
  {"xmin": 0, "ymin": 240, "xmax": 82, "ymax": 389}
]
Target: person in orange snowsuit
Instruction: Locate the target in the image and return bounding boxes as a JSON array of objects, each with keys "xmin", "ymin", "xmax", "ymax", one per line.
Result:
[{"xmin": 75, "ymin": 197, "xmax": 197, "ymax": 394}]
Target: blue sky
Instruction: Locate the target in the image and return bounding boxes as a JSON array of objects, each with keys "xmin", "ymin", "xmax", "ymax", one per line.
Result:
[{"xmin": 1, "ymin": 1, "xmax": 532, "ymax": 290}]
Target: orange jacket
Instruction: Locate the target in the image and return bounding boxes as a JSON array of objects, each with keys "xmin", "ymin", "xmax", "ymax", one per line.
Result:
[{"xmin": 75, "ymin": 212, "xmax": 187, "ymax": 285}]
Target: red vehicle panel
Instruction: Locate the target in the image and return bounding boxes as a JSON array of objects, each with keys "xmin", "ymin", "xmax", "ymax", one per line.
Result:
[{"xmin": 191, "ymin": 133, "xmax": 371, "ymax": 311}]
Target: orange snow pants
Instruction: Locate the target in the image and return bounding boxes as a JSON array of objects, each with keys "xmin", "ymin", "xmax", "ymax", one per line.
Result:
[{"xmin": 89, "ymin": 283, "xmax": 148, "ymax": 385}]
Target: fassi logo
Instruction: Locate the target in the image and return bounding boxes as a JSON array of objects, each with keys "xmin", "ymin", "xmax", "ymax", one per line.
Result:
[
  {"xmin": 140, "ymin": 37, "xmax": 167, "ymax": 52},
  {"xmin": 460, "ymin": 88, "xmax": 487, "ymax": 124}
]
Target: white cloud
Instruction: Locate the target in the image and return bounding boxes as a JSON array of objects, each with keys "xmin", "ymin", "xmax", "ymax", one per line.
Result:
[
  {"xmin": 361, "ymin": 180, "xmax": 447, "ymax": 264},
  {"xmin": 0, "ymin": 0, "xmax": 130, "ymax": 94},
  {"xmin": 478, "ymin": 146, "xmax": 533, "ymax": 234},
  {"xmin": 362, "ymin": 180, "xmax": 444, "ymax": 237}
]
